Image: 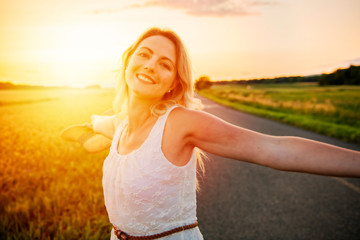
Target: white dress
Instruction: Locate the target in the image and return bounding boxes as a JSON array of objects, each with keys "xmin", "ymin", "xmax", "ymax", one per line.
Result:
[{"xmin": 102, "ymin": 106, "xmax": 204, "ymax": 240}]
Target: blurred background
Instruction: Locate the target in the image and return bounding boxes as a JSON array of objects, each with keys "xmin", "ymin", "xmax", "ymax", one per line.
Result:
[{"xmin": 1, "ymin": 0, "xmax": 360, "ymax": 87}]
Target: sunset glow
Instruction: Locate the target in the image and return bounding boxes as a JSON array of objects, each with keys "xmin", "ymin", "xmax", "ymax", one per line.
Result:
[{"xmin": 1, "ymin": 0, "xmax": 359, "ymax": 87}]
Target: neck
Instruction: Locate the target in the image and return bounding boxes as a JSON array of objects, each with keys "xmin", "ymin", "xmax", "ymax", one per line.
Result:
[{"xmin": 126, "ymin": 93, "xmax": 158, "ymax": 133}]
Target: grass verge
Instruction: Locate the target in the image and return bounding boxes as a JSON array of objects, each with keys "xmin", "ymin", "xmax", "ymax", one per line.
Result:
[{"xmin": 198, "ymin": 85, "xmax": 360, "ymax": 144}]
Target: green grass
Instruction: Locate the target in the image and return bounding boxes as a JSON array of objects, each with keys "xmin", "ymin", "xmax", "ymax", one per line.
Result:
[{"xmin": 198, "ymin": 83, "xmax": 360, "ymax": 144}]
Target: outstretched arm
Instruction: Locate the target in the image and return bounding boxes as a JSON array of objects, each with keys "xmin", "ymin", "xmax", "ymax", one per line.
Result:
[
  {"xmin": 61, "ymin": 109, "xmax": 119, "ymax": 153},
  {"xmin": 91, "ymin": 114, "xmax": 118, "ymax": 139},
  {"xmin": 183, "ymin": 109, "xmax": 360, "ymax": 177}
]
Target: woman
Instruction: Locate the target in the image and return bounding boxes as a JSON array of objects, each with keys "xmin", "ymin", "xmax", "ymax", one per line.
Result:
[{"xmin": 62, "ymin": 27, "xmax": 360, "ymax": 240}]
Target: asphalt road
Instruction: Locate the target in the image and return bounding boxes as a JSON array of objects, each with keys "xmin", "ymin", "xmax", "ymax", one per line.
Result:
[{"xmin": 196, "ymin": 96, "xmax": 360, "ymax": 240}]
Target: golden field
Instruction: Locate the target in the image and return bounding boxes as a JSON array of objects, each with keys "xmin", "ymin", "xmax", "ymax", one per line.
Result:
[{"xmin": 0, "ymin": 89, "xmax": 115, "ymax": 239}]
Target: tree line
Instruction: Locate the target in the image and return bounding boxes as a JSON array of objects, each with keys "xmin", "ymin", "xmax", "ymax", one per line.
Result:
[
  {"xmin": 318, "ymin": 65, "xmax": 360, "ymax": 85},
  {"xmin": 195, "ymin": 65, "xmax": 360, "ymax": 90}
]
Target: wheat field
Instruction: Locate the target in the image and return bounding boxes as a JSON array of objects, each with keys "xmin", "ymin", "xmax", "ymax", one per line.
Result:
[{"xmin": 0, "ymin": 88, "xmax": 115, "ymax": 239}]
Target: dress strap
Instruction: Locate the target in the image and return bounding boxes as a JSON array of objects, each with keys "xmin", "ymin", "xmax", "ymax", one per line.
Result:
[
  {"xmin": 163, "ymin": 105, "xmax": 179, "ymax": 119},
  {"xmin": 157, "ymin": 105, "xmax": 179, "ymax": 130},
  {"xmin": 110, "ymin": 117, "xmax": 128, "ymax": 152},
  {"xmin": 149, "ymin": 105, "xmax": 180, "ymax": 150}
]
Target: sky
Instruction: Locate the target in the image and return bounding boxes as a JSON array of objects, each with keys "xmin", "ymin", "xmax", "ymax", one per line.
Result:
[{"xmin": 1, "ymin": 0, "xmax": 360, "ymax": 87}]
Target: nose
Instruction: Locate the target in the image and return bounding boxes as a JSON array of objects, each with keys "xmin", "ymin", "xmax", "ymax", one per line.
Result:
[{"xmin": 144, "ymin": 57, "xmax": 156, "ymax": 71}]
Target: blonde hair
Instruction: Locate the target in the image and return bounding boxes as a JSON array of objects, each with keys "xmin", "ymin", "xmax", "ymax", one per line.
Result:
[
  {"xmin": 112, "ymin": 27, "xmax": 206, "ymax": 190},
  {"xmin": 113, "ymin": 27, "xmax": 202, "ymax": 116}
]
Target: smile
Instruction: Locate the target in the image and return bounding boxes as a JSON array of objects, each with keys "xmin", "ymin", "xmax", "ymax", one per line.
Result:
[{"xmin": 137, "ymin": 73, "xmax": 155, "ymax": 84}]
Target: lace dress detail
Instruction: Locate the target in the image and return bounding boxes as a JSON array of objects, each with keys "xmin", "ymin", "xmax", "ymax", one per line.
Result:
[{"xmin": 102, "ymin": 106, "xmax": 203, "ymax": 240}]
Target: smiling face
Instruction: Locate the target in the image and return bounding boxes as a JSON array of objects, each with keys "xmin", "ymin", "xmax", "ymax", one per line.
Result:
[{"xmin": 125, "ymin": 35, "xmax": 177, "ymax": 101}]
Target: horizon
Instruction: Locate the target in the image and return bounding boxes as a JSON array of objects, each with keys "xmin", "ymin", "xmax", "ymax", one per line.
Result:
[
  {"xmin": 1, "ymin": 0, "xmax": 360, "ymax": 88},
  {"xmin": 2, "ymin": 64, "xmax": 358, "ymax": 89}
]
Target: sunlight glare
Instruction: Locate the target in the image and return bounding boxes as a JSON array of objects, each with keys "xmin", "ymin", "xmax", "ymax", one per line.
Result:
[{"xmin": 36, "ymin": 22, "xmax": 125, "ymax": 87}]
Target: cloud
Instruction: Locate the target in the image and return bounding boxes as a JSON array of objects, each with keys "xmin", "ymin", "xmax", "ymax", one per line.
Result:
[
  {"xmin": 90, "ymin": 0, "xmax": 278, "ymax": 17},
  {"xmin": 132, "ymin": 0, "xmax": 278, "ymax": 16}
]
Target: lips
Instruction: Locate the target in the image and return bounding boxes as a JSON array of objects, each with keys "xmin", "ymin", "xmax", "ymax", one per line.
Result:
[{"xmin": 136, "ymin": 73, "xmax": 155, "ymax": 84}]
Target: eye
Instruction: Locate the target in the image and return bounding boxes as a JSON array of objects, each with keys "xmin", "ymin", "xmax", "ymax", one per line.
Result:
[
  {"xmin": 137, "ymin": 52, "xmax": 149, "ymax": 58},
  {"xmin": 160, "ymin": 62, "xmax": 172, "ymax": 71}
]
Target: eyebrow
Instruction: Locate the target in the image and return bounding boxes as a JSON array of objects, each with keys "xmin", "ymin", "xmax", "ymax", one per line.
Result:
[{"xmin": 138, "ymin": 47, "xmax": 175, "ymax": 66}]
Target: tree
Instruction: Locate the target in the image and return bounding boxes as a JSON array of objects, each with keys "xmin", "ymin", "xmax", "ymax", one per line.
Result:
[
  {"xmin": 318, "ymin": 65, "xmax": 360, "ymax": 85},
  {"xmin": 195, "ymin": 76, "xmax": 213, "ymax": 91}
]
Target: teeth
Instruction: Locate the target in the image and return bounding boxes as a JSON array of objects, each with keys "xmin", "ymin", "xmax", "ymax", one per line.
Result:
[{"xmin": 138, "ymin": 74, "xmax": 154, "ymax": 84}]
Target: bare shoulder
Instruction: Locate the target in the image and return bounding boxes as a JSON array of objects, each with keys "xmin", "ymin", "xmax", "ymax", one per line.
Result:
[
  {"xmin": 162, "ymin": 107, "xmax": 213, "ymax": 158},
  {"xmin": 168, "ymin": 106, "xmax": 201, "ymax": 122},
  {"xmin": 167, "ymin": 106, "xmax": 271, "ymax": 162},
  {"xmin": 166, "ymin": 107, "xmax": 194, "ymax": 134},
  {"xmin": 168, "ymin": 107, "xmax": 210, "ymax": 126},
  {"xmin": 167, "ymin": 106, "xmax": 226, "ymax": 137}
]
